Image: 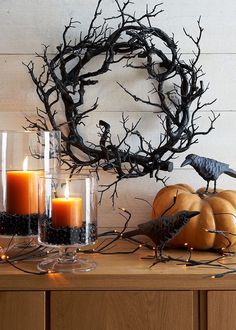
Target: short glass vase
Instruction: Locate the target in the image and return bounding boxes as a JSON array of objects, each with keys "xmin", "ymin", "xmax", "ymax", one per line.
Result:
[{"xmin": 38, "ymin": 174, "xmax": 97, "ymax": 273}]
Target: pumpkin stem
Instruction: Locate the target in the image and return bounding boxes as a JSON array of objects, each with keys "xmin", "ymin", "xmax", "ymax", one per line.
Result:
[{"xmin": 161, "ymin": 191, "xmax": 178, "ymax": 216}]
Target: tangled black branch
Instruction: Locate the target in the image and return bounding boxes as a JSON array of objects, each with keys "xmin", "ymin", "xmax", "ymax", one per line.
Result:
[{"xmin": 24, "ymin": 0, "xmax": 218, "ymax": 203}]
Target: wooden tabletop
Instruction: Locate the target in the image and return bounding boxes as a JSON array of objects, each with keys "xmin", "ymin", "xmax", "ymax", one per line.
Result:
[{"xmin": 1, "ymin": 240, "xmax": 236, "ymax": 291}]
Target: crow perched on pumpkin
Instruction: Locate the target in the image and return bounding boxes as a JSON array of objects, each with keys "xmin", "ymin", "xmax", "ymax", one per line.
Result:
[
  {"xmin": 122, "ymin": 210, "xmax": 200, "ymax": 265},
  {"xmin": 181, "ymin": 154, "xmax": 236, "ymax": 193}
]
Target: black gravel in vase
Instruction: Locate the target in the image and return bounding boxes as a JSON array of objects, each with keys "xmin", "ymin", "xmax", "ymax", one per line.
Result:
[
  {"xmin": 0, "ymin": 212, "xmax": 38, "ymax": 236},
  {"xmin": 39, "ymin": 217, "xmax": 97, "ymax": 246}
]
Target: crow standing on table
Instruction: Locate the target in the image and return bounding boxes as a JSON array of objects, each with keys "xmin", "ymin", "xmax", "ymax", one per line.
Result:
[
  {"xmin": 122, "ymin": 210, "xmax": 200, "ymax": 265},
  {"xmin": 181, "ymin": 154, "xmax": 236, "ymax": 193}
]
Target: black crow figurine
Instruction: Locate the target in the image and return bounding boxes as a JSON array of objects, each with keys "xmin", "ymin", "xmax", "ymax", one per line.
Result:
[
  {"xmin": 181, "ymin": 154, "xmax": 236, "ymax": 193},
  {"xmin": 122, "ymin": 210, "xmax": 200, "ymax": 265}
]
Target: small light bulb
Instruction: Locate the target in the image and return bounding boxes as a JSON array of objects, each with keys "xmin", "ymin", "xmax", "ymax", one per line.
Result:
[
  {"xmin": 1, "ymin": 254, "xmax": 6, "ymax": 260},
  {"xmin": 139, "ymin": 244, "xmax": 142, "ymax": 248},
  {"xmin": 211, "ymin": 275, "xmax": 216, "ymax": 279}
]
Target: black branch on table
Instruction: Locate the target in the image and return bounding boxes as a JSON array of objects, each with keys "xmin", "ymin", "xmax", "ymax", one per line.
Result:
[{"xmin": 24, "ymin": 0, "xmax": 218, "ymax": 204}]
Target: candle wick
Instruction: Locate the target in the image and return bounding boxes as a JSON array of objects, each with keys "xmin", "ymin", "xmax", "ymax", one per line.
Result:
[{"xmin": 53, "ymin": 190, "xmax": 58, "ymax": 198}]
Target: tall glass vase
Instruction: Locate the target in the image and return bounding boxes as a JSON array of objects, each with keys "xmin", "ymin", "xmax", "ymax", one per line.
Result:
[
  {"xmin": 0, "ymin": 130, "xmax": 60, "ymax": 249},
  {"xmin": 38, "ymin": 173, "xmax": 97, "ymax": 272}
]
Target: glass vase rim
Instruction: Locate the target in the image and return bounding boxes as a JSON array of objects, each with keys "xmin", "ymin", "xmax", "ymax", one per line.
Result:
[
  {"xmin": 39, "ymin": 172, "xmax": 97, "ymax": 181},
  {"xmin": 0, "ymin": 129, "xmax": 61, "ymax": 135}
]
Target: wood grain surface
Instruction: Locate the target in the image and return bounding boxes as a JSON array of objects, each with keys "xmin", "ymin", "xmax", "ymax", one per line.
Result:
[
  {"xmin": 0, "ymin": 291, "xmax": 45, "ymax": 330},
  {"xmin": 0, "ymin": 242, "xmax": 235, "ymax": 291},
  {"xmin": 207, "ymin": 291, "xmax": 236, "ymax": 330},
  {"xmin": 51, "ymin": 291, "xmax": 198, "ymax": 330}
]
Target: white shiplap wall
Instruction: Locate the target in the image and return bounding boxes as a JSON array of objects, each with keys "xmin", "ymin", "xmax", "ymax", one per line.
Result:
[{"xmin": 0, "ymin": 0, "xmax": 235, "ymax": 228}]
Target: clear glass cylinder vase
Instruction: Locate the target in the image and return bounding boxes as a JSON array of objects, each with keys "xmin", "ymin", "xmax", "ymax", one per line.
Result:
[
  {"xmin": 0, "ymin": 130, "xmax": 61, "ymax": 238},
  {"xmin": 38, "ymin": 173, "xmax": 97, "ymax": 272}
]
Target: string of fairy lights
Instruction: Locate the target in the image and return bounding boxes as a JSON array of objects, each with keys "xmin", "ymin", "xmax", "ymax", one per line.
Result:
[{"xmin": 0, "ymin": 207, "xmax": 236, "ymax": 278}]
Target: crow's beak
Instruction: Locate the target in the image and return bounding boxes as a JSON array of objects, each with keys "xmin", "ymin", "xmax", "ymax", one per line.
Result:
[
  {"xmin": 181, "ymin": 158, "xmax": 191, "ymax": 167},
  {"xmin": 188, "ymin": 211, "xmax": 200, "ymax": 218}
]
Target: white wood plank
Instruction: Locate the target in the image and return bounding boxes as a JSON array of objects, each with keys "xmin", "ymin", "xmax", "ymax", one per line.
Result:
[
  {"xmin": 97, "ymin": 168, "xmax": 236, "ymax": 228},
  {"xmin": 0, "ymin": 55, "xmax": 40, "ymax": 112},
  {"xmin": 0, "ymin": 112, "xmax": 32, "ymax": 130},
  {"xmin": 20, "ymin": 111, "xmax": 236, "ymax": 171},
  {"xmin": 158, "ymin": 0, "xmax": 236, "ymax": 54},
  {"xmin": 172, "ymin": 112, "xmax": 236, "ymax": 168},
  {"xmin": 0, "ymin": 0, "xmax": 235, "ymax": 54},
  {"xmin": 0, "ymin": 54, "xmax": 235, "ymax": 113},
  {"xmin": 69, "ymin": 111, "xmax": 161, "ymax": 151},
  {"xmin": 0, "ymin": 110, "xmax": 235, "ymax": 167},
  {"xmin": 12, "ymin": 111, "xmax": 162, "ymax": 151}
]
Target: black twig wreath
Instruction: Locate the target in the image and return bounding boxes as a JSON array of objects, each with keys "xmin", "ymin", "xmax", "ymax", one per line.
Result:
[{"xmin": 24, "ymin": 0, "xmax": 218, "ymax": 204}]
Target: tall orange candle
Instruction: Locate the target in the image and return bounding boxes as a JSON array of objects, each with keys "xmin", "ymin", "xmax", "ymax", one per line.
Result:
[
  {"xmin": 6, "ymin": 157, "xmax": 39, "ymax": 215},
  {"xmin": 52, "ymin": 184, "xmax": 82, "ymax": 228}
]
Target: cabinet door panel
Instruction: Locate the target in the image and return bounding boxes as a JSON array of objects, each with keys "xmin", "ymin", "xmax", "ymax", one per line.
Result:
[
  {"xmin": 208, "ymin": 291, "xmax": 236, "ymax": 330},
  {"xmin": 51, "ymin": 291, "xmax": 197, "ymax": 330},
  {"xmin": 0, "ymin": 291, "xmax": 45, "ymax": 330}
]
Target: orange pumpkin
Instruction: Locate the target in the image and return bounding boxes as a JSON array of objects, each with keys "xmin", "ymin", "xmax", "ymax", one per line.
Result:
[{"xmin": 152, "ymin": 184, "xmax": 236, "ymax": 250}]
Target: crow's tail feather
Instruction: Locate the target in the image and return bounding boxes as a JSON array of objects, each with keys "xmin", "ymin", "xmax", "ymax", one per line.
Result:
[
  {"xmin": 225, "ymin": 168, "xmax": 236, "ymax": 178},
  {"xmin": 122, "ymin": 229, "xmax": 142, "ymax": 238}
]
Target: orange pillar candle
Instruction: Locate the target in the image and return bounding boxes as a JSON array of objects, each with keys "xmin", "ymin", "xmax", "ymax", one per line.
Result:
[
  {"xmin": 52, "ymin": 185, "xmax": 82, "ymax": 228},
  {"xmin": 6, "ymin": 157, "xmax": 39, "ymax": 215}
]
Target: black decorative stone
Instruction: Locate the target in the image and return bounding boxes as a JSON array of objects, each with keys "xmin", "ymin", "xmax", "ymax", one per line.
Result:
[
  {"xmin": 0, "ymin": 212, "xmax": 38, "ymax": 236},
  {"xmin": 39, "ymin": 217, "xmax": 97, "ymax": 246}
]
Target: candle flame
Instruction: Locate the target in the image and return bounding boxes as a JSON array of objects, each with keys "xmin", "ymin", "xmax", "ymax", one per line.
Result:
[
  {"xmin": 23, "ymin": 156, "xmax": 28, "ymax": 171},
  {"xmin": 64, "ymin": 182, "xmax": 70, "ymax": 199}
]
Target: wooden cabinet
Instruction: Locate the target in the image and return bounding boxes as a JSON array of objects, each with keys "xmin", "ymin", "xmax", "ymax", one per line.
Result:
[
  {"xmin": 0, "ymin": 291, "xmax": 45, "ymax": 330},
  {"xmin": 207, "ymin": 291, "xmax": 236, "ymax": 330},
  {"xmin": 1, "ymin": 289, "xmax": 235, "ymax": 330},
  {"xmin": 0, "ymin": 247, "xmax": 236, "ymax": 329},
  {"xmin": 51, "ymin": 291, "xmax": 198, "ymax": 330}
]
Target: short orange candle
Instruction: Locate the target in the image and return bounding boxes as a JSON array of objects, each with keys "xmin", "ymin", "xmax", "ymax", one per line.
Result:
[
  {"xmin": 52, "ymin": 185, "xmax": 82, "ymax": 228},
  {"xmin": 52, "ymin": 198, "xmax": 82, "ymax": 228},
  {"xmin": 6, "ymin": 157, "xmax": 39, "ymax": 215}
]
